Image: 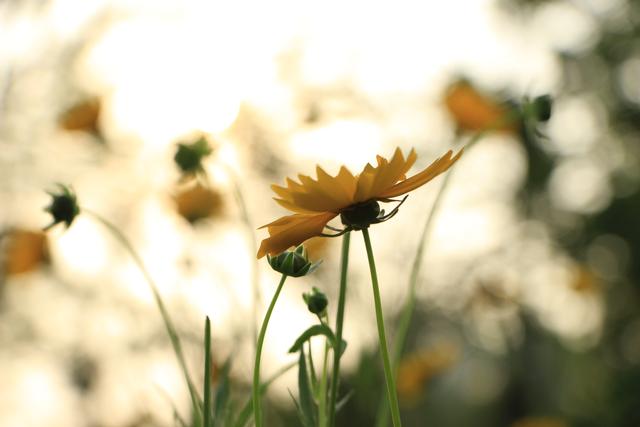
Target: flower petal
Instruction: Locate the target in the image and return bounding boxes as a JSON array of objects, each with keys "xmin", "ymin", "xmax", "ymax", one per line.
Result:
[
  {"xmin": 257, "ymin": 212, "xmax": 338, "ymax": 258},
  {"xmin": 270, "ymin": 167, "xmax": 357, "ymax": 214},
  {"xmin": 354, "ymin": 148, "xmax": 418, "ymax": 202},
  {"xmin": 377, "ymin": 149, "xmax": 463, "ymax": 199}
]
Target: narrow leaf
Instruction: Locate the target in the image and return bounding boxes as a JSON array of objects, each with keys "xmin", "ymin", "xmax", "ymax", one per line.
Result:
[
  {"xmin": 289, "ymin": 324, "xmax": 338, "ymax": 354},
  {"xmin": 233, "ymin": 361, "xmax": 297, "ymax": 427},
  {"xmin": 203, "ymin": 317, "xmax": 212, "ymax": 427},
  {"xmin": 213, "ymin": 360, "xmax": 231, "ymax": 427},
  {"xmin": 298, "ymin": 348, "xmax": 317, "ymax": 427}
]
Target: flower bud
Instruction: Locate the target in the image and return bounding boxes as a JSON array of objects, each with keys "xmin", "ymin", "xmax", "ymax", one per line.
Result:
[
  {"xmin": 531, "ymin": 95, "xmax": 552, "ymax": 122},
  {"xmin": 174, "ymin": 136, "xmax": 212, "ymax": 175},
  {"xmin": 43, "ymin": 184, "xmax": 80, "ymax": 230},
  {"xmin": 267, "ymin": 245, "xmax": 321, "ymax": 277},
  {"xmin": 303, "ymin": 287, "xmax": 328, "ymax": 315}
]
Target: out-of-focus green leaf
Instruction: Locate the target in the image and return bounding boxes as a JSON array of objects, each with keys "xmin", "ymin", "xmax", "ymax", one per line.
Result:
[{"xmin": 297, "ymin": 348, "xmax": 317, "ymax": 427}]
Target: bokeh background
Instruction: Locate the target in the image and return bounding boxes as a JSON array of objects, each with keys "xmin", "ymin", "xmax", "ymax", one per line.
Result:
[{"xmin": 1, "ymin": 0, "xmax": 639, "ymax": 426}]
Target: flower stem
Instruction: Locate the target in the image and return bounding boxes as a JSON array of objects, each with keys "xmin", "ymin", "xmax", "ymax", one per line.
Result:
[
  {"xmin": 362, "ymin": 228, "xmax": 402, "ymax": 427},
  {"xmin": 83, "ymin": 209, "xmax": 202, "ymax": 425},
  {"xmin": 225, "ymin": 166, "xmax": 261, "ymax": 355},
  {"xmin": 328, "ymin": 231, "xmax": 351, "ymax": 427},
  {"xmin": 318, "ymin": 315, "xmax": 330, "ymax": 427},
  {"xmin": 253, "ymin": 273, "xmax": 287, "ymax": 427},
  {"xmin": 375, "ymin": 123, "xmax": 505, "ymax": 427}
]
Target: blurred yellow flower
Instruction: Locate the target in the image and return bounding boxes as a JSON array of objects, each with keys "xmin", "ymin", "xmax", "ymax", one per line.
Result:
[
  {"xmin": 510, "ymin": 416, "xmax": 569, "ymax": 427},
  {"xmin": 1, "ymin": 229, "xmax": 50, "ymax": 276},
  {"xmin": 396, "ymin": 342, "xmax": 459, "ymax": 406},
  {"xmin": 173, "ymin": 183, "xmax": 224, "ymax": 224},
  {"xmin": 59, "ymin": 97, "xmax": 101, "ymax": 135},
  {"xmin": 570, "ymin": 266, "xmax": 601, "ymax": 293},
  {"xmin": 257, "ymin": 147, "xmax": 462, "ymax": 258},
  {"xmin": 444, "ymin": 80, "xmax": 516, "ymax": 133}
]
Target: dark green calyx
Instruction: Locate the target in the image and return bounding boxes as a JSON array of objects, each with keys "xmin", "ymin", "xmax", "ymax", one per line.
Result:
[
  {"xmin": 532, "ymin": 95, "xmax": 552, "ymax": 122},
  {"xmin": 303, "ymin": 287, "xmax": 328, "ymax": 315},
  {"xmin": 267, "ymin": 245, "xmax": 321, "ymax": 277},
  {"xmin": 340, "ymin": 200, "xmax": 381, "ymax": 230},
  {"xmin": 174, "ymin": 136, "xmax": 213, "ymax": 175},
  {"xmin": 44, "ymin": 184, "xmax": 80, "ymax": 230}
]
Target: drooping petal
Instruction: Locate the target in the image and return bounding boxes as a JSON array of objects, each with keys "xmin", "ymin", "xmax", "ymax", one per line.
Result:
[
  {"xmin": 257, "ymin": 212, "xmax": 338, "ymax": 258},
  {"xmin": 377, "ymin": 149, "xmax": 463, "ymax": 199}
]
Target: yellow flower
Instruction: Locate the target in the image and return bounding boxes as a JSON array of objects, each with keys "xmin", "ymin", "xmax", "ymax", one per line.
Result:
[
  {"xmin": 396, "ymin": 342, "xmax": 459, "ymax": 406},
  {"xmin": 2, "ymin": 229, "xmax": 50, "ymax": 276},
  {"xmin": 444, "ymin": 80, "xmax": 516, "ymax": 133},
  {"xmin": 257, "ymin": 147, "xmax": 462, "ymax": 258}
]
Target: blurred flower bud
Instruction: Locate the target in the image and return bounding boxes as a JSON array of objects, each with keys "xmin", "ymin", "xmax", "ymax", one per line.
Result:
[
  {"xmin": 43, "ymin": 184, "xmax": 80, "ymax": 230},
  {"xmin": 531, "ymin": 95, "xmax": 552, "ymax": 122},
  {"xmin": 267, "ymin": 245, "xmax": 321, "ymax": 277},
  {"xmin": 174, "ymin": 136, "xmax": 213, "ymax": 176},
  {"xmin": 303, "ymin": 287, "xmax": 328, "ymax": 315}
]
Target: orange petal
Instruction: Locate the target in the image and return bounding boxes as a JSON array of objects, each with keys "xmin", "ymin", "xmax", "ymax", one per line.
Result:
[
  {"xmin": 257, "ymin": 212, "xmax": 338, "ymax": 258},
  {"xmin": 354, "ymin": 148, "xmax": 418, "ymax": 202},
  {"xmin": 269, "ymin": 166, "xmax": 357, "ymax": 214},
  {"xmin": 377, "ymin": 149, "xmax": 463, "ymax": 199}
]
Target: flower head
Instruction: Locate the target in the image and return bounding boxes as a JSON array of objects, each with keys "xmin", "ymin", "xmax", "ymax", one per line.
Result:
[
  {"xmin": 257, "ymin": 147, "xmax": 462, "ymax": 258},
  {"xmin": 267, "ymin": 244, "xmax": 321, "ymax": 277},
  {"xmin": 174, "ymin": 136, "xmax": 213, "ymax": 176},
  {"xmin": 303, "ymin": 286, "xmax": 329, "ymax": 315},
  {"xmin": 43, "ymin": 184, "xmax": 80, "ymax": 230}
]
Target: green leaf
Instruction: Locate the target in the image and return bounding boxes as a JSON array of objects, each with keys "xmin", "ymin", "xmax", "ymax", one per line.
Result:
[
  {"xmin": 306, "ymin": 341, "xmax": 318, "ymax": 396},
  {"xmin": 203, "ymin": 317, "xmax": 212, "ymax": 427},
  {"xmin": 298, "ymin": 348, "xmax": 317, "ymax": 427},
  {"xmin": 288, "ymin": 389, "xmax": 311, "ymax": 427},
  {"xmin": 213, "ymin": 360, "xmax": 231, "ymax": 427},
  {"xmin": 336, "ymin": 389, "xmax": 355, "ymax": 413},
  {"xmin": 289, "ymin": 324, "xmax": 338, "ymax": 354},
  {"xmin": 232, "ymin": 362, "xmax": 297, "ymax": 427}
]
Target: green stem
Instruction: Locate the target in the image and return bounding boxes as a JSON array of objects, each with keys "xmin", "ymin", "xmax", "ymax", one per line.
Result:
[
  {"xmin": 253, "ymin": 274, "xmax": 288, "ymax": 427},
  {"xmin": 375, "ymin": 118, "xmax": 516, "ymax": 427},
  {"xmin": 84, "ymin": 209, "xmax": 202, "ymax": 425},
  {"xmin": 362, "ymin": 228, "xmax": 402, "ymax": 427},
  {"xmin": 226, "ymin": 167, "xmax": 261, "ymax": 354},
  {"xmin": 328, "ymin": 231, "xmax": 351, "ymax": 427},
  {"xmin": 204, "ymin": 317, "xmax": 212, "ymax": 427},
  {"xmin": 318, "ymin": 315, "xmax": 330, "ymax": 427}
]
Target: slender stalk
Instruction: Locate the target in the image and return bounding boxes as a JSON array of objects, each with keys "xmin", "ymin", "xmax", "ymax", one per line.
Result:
[
  {"xmin": 362, "ymin": 228, "xmax": 402, "ymax": 427},
  {"xmin": 204, "ymin": 317, "xmax": 212, "ymax": 427},
  {"xmin": 253, "ymin": 274, "xmax": 288, "ymax": 427},
  {"xmin": 318, "ymin": 315, "xmax": 330, "ymax": 427},
  {"xmin": 328, "ymin": 231, "xmax": 351, "ymax": 427},
  {"xmin": 225, "ymin": 167, "xmax": 261, "ymax": 354},
  {"xmin": 83, "ymin": 209, "xmax": 202, "ymax": 425},
  {"xmin": 375, "ymin": 117, "xmax": 519, "ymax": 427}
]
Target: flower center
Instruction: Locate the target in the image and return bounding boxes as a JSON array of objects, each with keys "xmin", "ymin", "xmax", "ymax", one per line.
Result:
[{"xmin": 340, "ymin": 200, "xmax": 381, "ymax": 230}]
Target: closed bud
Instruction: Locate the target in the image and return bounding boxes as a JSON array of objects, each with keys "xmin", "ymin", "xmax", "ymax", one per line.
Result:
[
  {"xmin": 531, "ymin": 95, "xmax": 552, "ymax": 122},
  {"xmin": 303, "ymin": 287, "xmax": 328, "ymax": 315},
  {"xmin": 174, "ymin": 136, "xmax": 213, "ymax": 175},
  {"xmin": 44, "ymin": 184, "xmax": 80, "ymax": 230},
  {"xmin": 267, "ymin": 245, "xmax": 321, "ymax": 277}
]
